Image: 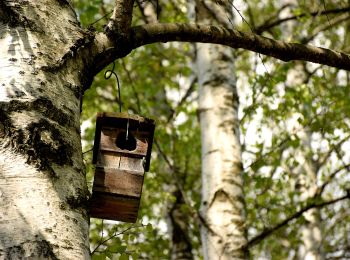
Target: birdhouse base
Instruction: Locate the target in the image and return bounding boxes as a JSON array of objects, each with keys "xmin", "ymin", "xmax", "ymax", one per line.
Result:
[{"xmin": 90, "ymin": 192, "xmax": 140, "ymax": 223}]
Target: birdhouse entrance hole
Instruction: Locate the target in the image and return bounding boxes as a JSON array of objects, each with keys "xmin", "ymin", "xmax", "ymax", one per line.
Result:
[{"xmin": 116, "ymin": 131, "xmax": 137, "ymax": 151}]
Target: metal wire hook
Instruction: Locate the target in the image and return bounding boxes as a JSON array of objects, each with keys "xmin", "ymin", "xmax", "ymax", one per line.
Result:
[{"xmin": 104, "ymin": 61, "xmax": 122, "ymax": 113}]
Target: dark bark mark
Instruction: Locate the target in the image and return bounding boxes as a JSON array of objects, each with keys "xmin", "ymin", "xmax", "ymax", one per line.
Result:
[
  {"xmin": 0, "ymin": 105, "xmax": 75, "ymax": 175},
  {"xmin": 0, "ymin": 1, "xmax": 23, "ymax": 27},
  {"xmin": 4, "ymin": 240, "xmax": 58, "ymax": 260},
  {"xmin": 65, "ymin": 188, "xmax": 90, "ymax": 212},
  {"xmin": 1, "ymin": 97, "xmax": 76, "ymax": 128},
  {"xmin": 26, "ymin": 119, "xmax": 74, "ymax": 170},
  {"xmin": 0, "ymin": 1, "xmax": 38, "ymax": 30}
]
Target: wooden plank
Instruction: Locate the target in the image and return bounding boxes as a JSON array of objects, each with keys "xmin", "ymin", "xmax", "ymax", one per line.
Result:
[
  {"xmin": 90, "ymin": 192, "xmax": 139, "ymax": 222},
  {"xmin": 118, "ymin": 157, "xmax": 144, "ymax": 172},
  {"xmin": 93, "ymin": 167, "xmax": 144, "ymax": 198},
  {"xmin": 97, "ymin": 112, "xmax": 155, "ymax": 126},
  {"xmin": 96, "ymin": 151, "xmax": 121, "ymax": 168},
  {"xmin": 96, "ymin": 151, "xmax": 144, "ymax": 171}
]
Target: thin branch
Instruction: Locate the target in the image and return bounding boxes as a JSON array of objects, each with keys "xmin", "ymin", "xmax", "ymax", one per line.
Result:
[
  {"xmin": 200, "ymin": 1, "xmax": 232, "ymax": 28},
  {"xmin": 319, "ymin": 134, "xmax": 350, "ymax": 167},
  {"xmin": 302, "ymin": 13, "xmax": 350, "ymax": 44},
  {"xmin": 255, "ymin": 6, "xmax": 350, "ymax": 34},
  {"xmin": 230, "ymin": 2, "xmax": 253, "ymax": 31},
  {"xmin": 316, "ymin": 163, "xmax": 350, "ymax": 197},
  {"xmin": 242, "ymin": 0, "xmax": 256, "ymax": 30},
  {"xmin": 82, "ymin": 147, "xmax": 93, "ymax": 155},
  {"xmin": 91, "ymin": 224, "xmax": 143, "ymax": 255},
  {"xmin": 166, "ymin": 75, "xmax": 197, "ymax": 123},
  {"xmin": 154, "ymin": 138, "xmax": 218, "ymax": 236},
  {"xmin": 247, "ymin": 193, "xmax": 350, "ymax": 248}
]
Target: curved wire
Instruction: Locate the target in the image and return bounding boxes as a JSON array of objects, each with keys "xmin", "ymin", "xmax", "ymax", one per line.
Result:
[{"xmin": 104, "ymin": 61, "xmax": 122, "ymax": 113}]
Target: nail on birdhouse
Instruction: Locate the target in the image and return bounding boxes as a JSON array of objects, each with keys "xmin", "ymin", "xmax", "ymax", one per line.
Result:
[{"xmin": 89, "ymin": 112, "xmax": 155, "ymax": 223}]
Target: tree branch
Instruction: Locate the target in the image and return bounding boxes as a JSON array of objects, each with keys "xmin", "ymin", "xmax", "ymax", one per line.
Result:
[
  {"xmin": 247, "ymin": 193, "xmax": 350, "ymax": 248},
  {"xmin": 130, "ymin": 23, "xmax": 350, "ymax": 71},
  {"xmin": 86, "ymin": 21, "xmax": 350, "ymax": 86},
  {"xmin": 255, "ymin": 6, "xmax": 350, "ymax": 34}
]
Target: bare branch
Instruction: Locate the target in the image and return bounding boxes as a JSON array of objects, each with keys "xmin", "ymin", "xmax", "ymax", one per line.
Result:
[{"xmin": 247, "ymin": 193, "xmax": 350, "ymax": 248}]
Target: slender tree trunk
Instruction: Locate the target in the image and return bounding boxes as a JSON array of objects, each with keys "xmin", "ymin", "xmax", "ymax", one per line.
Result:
[
  {"xmin": 195, "ymin": 1, "xmax": 248, "ymax": 259},
  {"xmin": 0, "ymin": 1, "xmax": 90, "ymax": 259},
  {"xmin": 280, "ymin": 2, "xmax": 324, "ymax": 258},
  {"xmin": 296, "ymin": 131, "xmax": 324, "ymax": 260},
  {"xmin": 168, "ymin": 189, "xmax": 194, "ymax": 260}
]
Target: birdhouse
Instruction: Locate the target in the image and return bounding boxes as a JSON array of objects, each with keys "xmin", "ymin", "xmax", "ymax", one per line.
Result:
[{"xmin": 89, "ymin": 112, "xmax": 155, "ymax": 222}]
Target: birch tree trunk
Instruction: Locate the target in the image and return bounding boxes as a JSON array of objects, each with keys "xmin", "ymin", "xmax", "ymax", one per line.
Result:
[
  {"xmin": 0, "ymin": 1, "xmax": 90, "ymax": 259},
  {"xmin": 280, "ymin": 2, "xmax": 324, "ymax": 258},
  {"xmin": 195, "ymin": 1, "xmax": 248, "ymax": 259}
]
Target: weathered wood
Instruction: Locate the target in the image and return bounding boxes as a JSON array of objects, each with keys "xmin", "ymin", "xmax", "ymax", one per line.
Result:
[
  {"xmin": 93, "ymin": 167, "xmax": 144, "ymax": 198},
  {"xmin": 100, "ymin": 127, "xmax": 148, "ymax": 157},
  {"xmin": 90, "ymin": 192, "xmax": 140, "ymax": 222},
  {"xmin": 92, "ymin": 112, "xmax": 155, "ymax": 171},
  {"xmin": 90, "ymin": 112, "xmax": 155, "ymax": 222},
  {"xmin": 96, "ymin": 151, "xmax": 144, "ymax": 171}
]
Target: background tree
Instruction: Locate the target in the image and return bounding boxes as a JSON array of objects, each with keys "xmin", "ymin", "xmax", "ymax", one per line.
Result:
[
  {"xmin": 1, "ymin": 0, "xmax": 350, "ymax": 259},
  {"xmin": 194, "ymin": 1, "xmax": 247, "ymax": 259}
]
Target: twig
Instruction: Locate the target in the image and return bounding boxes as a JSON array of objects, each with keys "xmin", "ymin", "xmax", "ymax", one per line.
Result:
[
  {"xmin": 316, "ymin": 163, "xmax": 350, "ymax": 197},
  {"xmin": 255, "ymin": 6, "xmax": 350, "ymax": 34},
  {"xmin": 91, "ymin": 224, "xmax": 143, "ymax": 255}
]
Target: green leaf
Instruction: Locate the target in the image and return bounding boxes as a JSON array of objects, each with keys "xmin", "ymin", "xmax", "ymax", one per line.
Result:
[
  {"xmin": 146, "ymin": 223, "xmax": 153, "ymax": 233},
  {"xmin": 92, "ymin": 253, "xmax": 106, "ymax": 260},
  {"xmin": 119, "ymin": 253, "xmax": 129, "ymax": 260}
]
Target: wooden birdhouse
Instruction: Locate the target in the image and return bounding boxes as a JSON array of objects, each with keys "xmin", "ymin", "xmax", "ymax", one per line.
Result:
[{"xmin": 89, "ymin": 112, "xmax": 155, "ymax": 222}]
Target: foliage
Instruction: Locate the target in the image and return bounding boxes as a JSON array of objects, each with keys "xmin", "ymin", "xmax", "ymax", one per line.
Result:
[{"xmin": 74, "ymin": 0, "xmax": 350, "ymax": 259}]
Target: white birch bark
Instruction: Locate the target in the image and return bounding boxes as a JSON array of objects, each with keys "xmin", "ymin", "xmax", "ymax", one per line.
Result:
[
  {"xmin": 195, "ymin": 1, "xmax": 247, "ymax": 259},
  {"xmin": 0, "ymin": 1, "xmax": 90, "ymax": 259}
]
